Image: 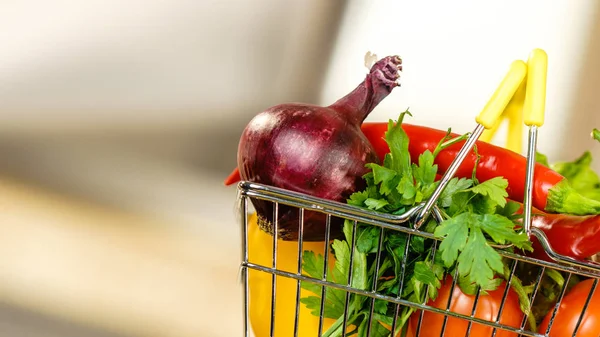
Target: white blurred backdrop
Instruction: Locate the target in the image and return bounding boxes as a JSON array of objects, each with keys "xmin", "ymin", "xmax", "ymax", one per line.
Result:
[{"xmin": 0, "ymin": 1, "xmax": 598, "ymax": 336}]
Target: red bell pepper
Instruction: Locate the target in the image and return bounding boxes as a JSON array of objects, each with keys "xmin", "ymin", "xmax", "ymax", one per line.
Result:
[{"xmin": 226, "ymin": 122, "xmax": 600, "ymax": 216}]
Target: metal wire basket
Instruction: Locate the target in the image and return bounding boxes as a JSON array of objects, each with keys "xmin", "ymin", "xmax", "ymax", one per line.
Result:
[
  {"xmin": 237, "ymin": 180, "xmax": 600, "ymax": 337},
  {"xmin": 236, "ymin": 51, "xmax": 600, "ymax": 336}
]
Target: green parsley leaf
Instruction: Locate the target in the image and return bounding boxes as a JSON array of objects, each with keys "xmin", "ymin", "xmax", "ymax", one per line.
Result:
[
  {"xmin": 356, "ymin": 226, "xmax": 381, "ymax": 254},
  {"xmin": 299, "ymin": 296, "xmax": 335, "ymax": 318},
  {"xmin": 365, "ymin": 198, "xmax": 389, "ymax": 210},
  {"xmin": 377, "ymin": 277, "xmax": 398, "ymax": 293},
  {"xmin": 479, "ymin": 213, "xmax": 532, "ymax": 250},
  {"xmin": 434, "ymin": 213, "xmax": 470, "ymax": 268},
  {"xmin": 470, "ymin": 194, "xmax": 500, "ymax": 215},
  {"xmin": 477, "ymin": 213, "xmax": 515, "ymax": 243},
  {"xmin": 397, "ymin": 175, "xmax": 417, "ymax": 203},
  {"xmin": 410, "ymin": 236, "xmax": 425, "ymax": 254},
  {"xmin": 402, "ymin": 274, "xmax": 419, "ymax": 301},
  {"xmin": 300, "ymin": 251, "xmax": 346, "ymax": 318},
  {"xmin": 300, "ymin": 251, "xmax": 326, "ymax": 293},
  {"xmin": 332, "ymin": 239, "xmax": 350, "ymax": 284},
  {"xmin": 427, "ymin": 261, "xmax": 445, "ymax": 300},
  {"xmin": 382, "ymin": 153, "xmax": 394, "ymax": 169},
  {"xmin": 370, "ymin": 315, "xmax": 398, "ymax": 337},
  {"xmin": 348, "ymin": 190, "xmax": 369, "ymax": 207},
  {"xmin": 457, "ymin": 273, "xmax": 503, "ymax": 296},
  {"xmin": 385, "ymin": 188, "xmax": 407, "ymax": 211},
  {"xmin": 457, "ymin": 227, "xmax": 504, "ymax": 286},
  {"xmin": 413, "ymin": 150, "xmax": 437, "ymax": 187},
  {"xmin": 552, "ymin": 151, "xmax": 600, "ymax": 201},
  {"xmin": 413, "ymin": 261, "xmax": 437, "ymax": 285},
  {"xmin": 373, "ymin": 299, "xmax": 389, "ymax": 315},
  {"xmin": 536, "ymin": 151, "xmax": 550, "ymax": 167},
  {"xmin": 332, "ymin": 239, "xmax": 369, "ymax": 290},
  {"xmin": 342, "ymin": 220, "xmax": 354, "ymax": 243},
  {"xmin": 467, "ymin": 177, "xmax": 509, "ymax": 208},
  {"xmin": 544, "ymin": 268, "xmax": 565, "ymax": 289},
  {"xmin": 384, "ymin": 110, "xmax": 413, "ymax": 177},
  {"xmin": 385, "ymin": 232, "xmax": 409, "ymax": 278},
  {"xmin": 420, "ymin": 182, "xmax": 439, "ymax": 202},
  {"xmin": 412, "ymin": 261, "xmax": 442, "ymax": 299},
  {"xmin": 366, "ymin": 163, "xmax": 398, "ymax": 196},
  {"xmin": 553, "ymin": 151, "xmax": 593, "ymax": 178},
  {"xmin": 496, "ymin": 199, "xmax": 523, "ymax": 221},
  {"xmin": 447, "ymin": 190, "xmax": 472, "ymax": 216},
  {"xmin": 439, "ymin": 177, "xmax": 473, "ymax": 208}
]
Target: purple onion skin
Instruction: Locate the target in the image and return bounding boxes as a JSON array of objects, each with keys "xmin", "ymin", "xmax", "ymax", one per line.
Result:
[{"xmin": 238, "ymin": 55, "xmax": 402, "ymax": 241}]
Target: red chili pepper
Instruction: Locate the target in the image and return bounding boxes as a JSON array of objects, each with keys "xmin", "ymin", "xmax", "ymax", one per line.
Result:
[
  {"xmin": 362, "ymin": 122, "xmax": 600, "ymax": 215},
  {"xmin": 224, "ymin": 168, "xmax": 241, "ymax": 186},
  {"xmin": 530, "ymin": 211, "xmax": 600, "ymax": 261},
  {"xmin": 226, "ymin": 122, "xmax": 600, "ymax": 215},
  {"xmin": 508, "ymin": 202, "xmax": 600, "ymax": 261}
]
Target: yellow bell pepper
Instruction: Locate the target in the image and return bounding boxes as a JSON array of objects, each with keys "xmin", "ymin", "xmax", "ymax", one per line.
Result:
[
  {"xmin": 247, "ymin": 212, "xmax": 337, "ymax": 336},
  {"xmin": 246, "ymin": 213, "xmax": 410, "ymax": 336}
]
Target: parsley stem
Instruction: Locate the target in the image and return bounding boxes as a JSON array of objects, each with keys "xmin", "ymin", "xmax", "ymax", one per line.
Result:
[
  {"xmin": 395, "ymin": 307, "xmax": 416, "ymax": 337},
  {"xmin": 432, "ymin": 133, "xmax": 471, "ymax": 158},
  {"xmin": 471, "ymin": 144, "xmax": 480, "ymax": 184},
  {"xmin": 322, "ymin": 303, "xmax": 358, "ymax": 337}
]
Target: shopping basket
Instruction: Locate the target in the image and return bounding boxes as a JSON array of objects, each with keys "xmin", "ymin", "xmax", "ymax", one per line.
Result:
[{"xmin": 236, "ymin": 49, "xmax": 600, "ymax": 336}]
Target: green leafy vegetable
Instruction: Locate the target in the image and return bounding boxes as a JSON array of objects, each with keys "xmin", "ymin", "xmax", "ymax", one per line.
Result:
[
  {"xmin": 439, "ymin": 177, "xmax": 473, "ymax": 208},
  {"xmin": 456, "ymin": 228, "xmax": 504, "ymax": 286},
  {"xmin": 300, "ymin": 251, "xmax": 346, "ymax": 318},
  {"xmin": 538, "ymin": 133, "xmax": 600, "ymax": 202},
  {"xmin": 435, "ymin": 213, "xmax": 469, "ymax": 267},
  {"xmin": 413, "ymin": 150, "xmax": 437, "ymax": 188},
  {"xmin": 536, "ymin": 151, "xmax": 550, "ymax": 167},
  {"xmin": 413, "ymin": 261, "xmax": 441, "ymax": 288},
  {"xmin": 385, "ymin": 109, "xmax": 413, "ymax": 177},
  {"xmin": 550, "ymin": 151, "xmax": 600, "ymax": 201},
  {"xmin": 365, "ymin": 198, "xmax": 390, "ymax": 210},
  {"xmin": 466, "ymin": 176, "xmax": 509, "ymax": 208},
  {"xmin": 300, "ymin": 110, "xmax": 534, "ymax": 336}
]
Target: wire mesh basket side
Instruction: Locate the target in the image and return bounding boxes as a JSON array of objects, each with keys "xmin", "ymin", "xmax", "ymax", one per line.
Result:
[{"xmin": 238, "ymin": 182, "xmax": 600, "ymax": 337}]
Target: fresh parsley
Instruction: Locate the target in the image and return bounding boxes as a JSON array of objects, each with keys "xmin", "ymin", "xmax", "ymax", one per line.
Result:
[{"xmin": 300, "ymin": 110, "xmax": 534, "ymax": 336}]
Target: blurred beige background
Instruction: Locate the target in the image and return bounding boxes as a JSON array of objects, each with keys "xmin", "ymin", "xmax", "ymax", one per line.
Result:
[{"xmin": 0, "ymin": 1, "xmax": 599, "ymax": 337}]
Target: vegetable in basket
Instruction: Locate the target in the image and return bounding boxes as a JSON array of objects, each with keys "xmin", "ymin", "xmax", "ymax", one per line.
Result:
[
  {"xmin": 538, "ymin": 133, "xmax": 600, "ymax": 203},
  {"xmin": 538, "ymin": 278, "xmax": 600, "ymax": 337},
  {"xmin": 525, "ymin": 128, "xmax": 600, "ymax": 261},
  {"xmin": 409, "ymin": 275, "xmax": 523, "ymax": 337},
  {"xmin": 528, "ymin": 208, "xmax": 600, "ymax": 261},
  {"xmin": 245, "ymin": 213, "xmax": 339, "ymax": 337},
  {"xmin": 236, "ymin": 54, "xmax": 402, "ymax": 241}
]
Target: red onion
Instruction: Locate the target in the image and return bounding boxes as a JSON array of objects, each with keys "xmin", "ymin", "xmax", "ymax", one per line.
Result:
[{"xmin": 238, "ymin": 55, "xmax": 403, "ymax": 241}]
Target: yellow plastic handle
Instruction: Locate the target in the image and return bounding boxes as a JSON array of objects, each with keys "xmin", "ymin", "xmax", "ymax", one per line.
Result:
[
  {"xmin": 479, "ymin": 71, "xmax": 527, "ymax": 154},
  {"xmin": 523, "ymin": 48, "xmax": 548, "ymax": 126},
  {"xmin": 476, "ymin": 60, "xmax": 528, "ymax": 129}
]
